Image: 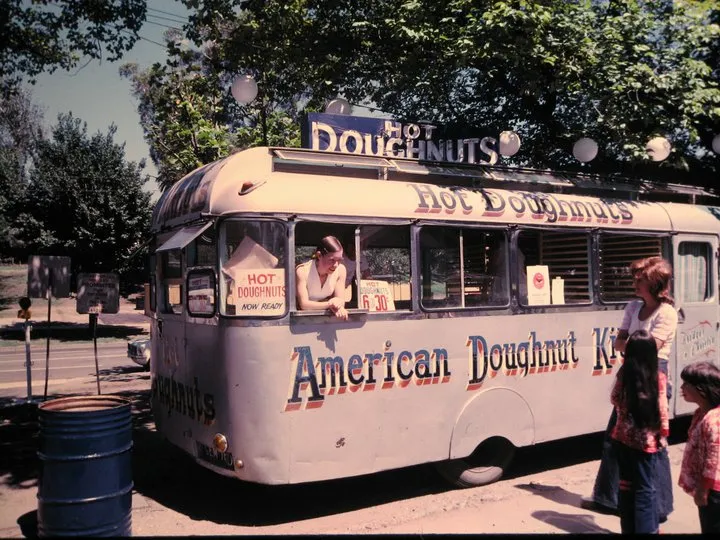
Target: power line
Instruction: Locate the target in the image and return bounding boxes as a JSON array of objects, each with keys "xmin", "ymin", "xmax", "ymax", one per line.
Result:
[
  {"xmin": 147, "ymin": 6, "xmax": 189, "ymax": 22},
  {"xmin": 121, "ymin": 30, "xmax": 167, "ymax": 49},
  {"xmin": 144, "ymin": 19, "xmax": 183, "ymax": 31},
  {"xmin": 146, "ymin": 11, "xmax": 188, "ymax": 25}
]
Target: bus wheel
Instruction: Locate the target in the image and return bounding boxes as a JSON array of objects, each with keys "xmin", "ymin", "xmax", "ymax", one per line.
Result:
[{"xmin": 435, "ymin": 437, "xmax": 516, "ymax": 488}]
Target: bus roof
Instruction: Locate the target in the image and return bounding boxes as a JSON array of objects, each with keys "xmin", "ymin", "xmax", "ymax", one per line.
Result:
[{"xmin": 151, "ymin": 147, "xmax": 720, "ymax": 235}]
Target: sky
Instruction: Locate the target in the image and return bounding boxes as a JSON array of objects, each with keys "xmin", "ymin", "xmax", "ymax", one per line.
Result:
[{"xmin": 30, "ymin": 0, "xmax": 192, "ymax": 202}]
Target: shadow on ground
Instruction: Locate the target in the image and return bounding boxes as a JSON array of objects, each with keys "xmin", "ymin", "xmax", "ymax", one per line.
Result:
[
  {"xmin": 0, "ymin": 322, "xmax": 147, "ymax": 342},
  {"xmin": 0, "ymin": 380, "xmax": 695, "ymax": 531}
]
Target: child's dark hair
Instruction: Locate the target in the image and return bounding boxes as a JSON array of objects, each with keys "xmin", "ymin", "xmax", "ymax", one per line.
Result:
[
  {"xmin": 680, "ymin": 361, "xmax": 720, "ymax": 409},
  {"xmin": 619, "ymin": 329, "xmax": 661, "ymax": 430}
]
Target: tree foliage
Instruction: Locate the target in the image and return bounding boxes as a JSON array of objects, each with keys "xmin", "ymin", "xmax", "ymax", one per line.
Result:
[
  {"xmin": 0, "ymin": 87, "xmax": 45, "ymax": 258},
  {"xmin": 126, "ymin": 0, "xmax": 719, "ymax": 190},
  {"xmin": 13, "ymin": 114, "xmax": 152, "ymax": 290},
  {"xmin": 1, "ymin": 0, "xmax": 146, "ymax": 96}
]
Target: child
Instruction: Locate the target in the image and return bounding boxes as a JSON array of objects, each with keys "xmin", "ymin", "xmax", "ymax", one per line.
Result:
[
  {"xmin": 610, "ymin": 329, "xmax": 670, "ymax": 534},
  {"xmin": 678, "ymin": 361, "xmax": 720, "ymax": 533}
]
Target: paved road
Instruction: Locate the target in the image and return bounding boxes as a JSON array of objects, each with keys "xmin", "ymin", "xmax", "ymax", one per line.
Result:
[{"xmin": 0, "ymin": 342, "xmax": 134, "ymax": 398}]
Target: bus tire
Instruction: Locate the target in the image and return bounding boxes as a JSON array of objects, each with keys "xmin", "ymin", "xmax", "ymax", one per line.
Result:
[{"xmin": 435, "ymin": 437, "xmax": 516, "ymax": 488}]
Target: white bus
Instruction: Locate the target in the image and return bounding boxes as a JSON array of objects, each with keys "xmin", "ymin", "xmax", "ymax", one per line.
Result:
[{"xmin": 148, "ymin": 146, "xmax": 719, "ymax": 487}]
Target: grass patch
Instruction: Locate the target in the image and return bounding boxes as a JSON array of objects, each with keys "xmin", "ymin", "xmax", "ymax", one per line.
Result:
[{"xmin": 0, "ymin": 264, "xmax": 26, "ymax": 310}]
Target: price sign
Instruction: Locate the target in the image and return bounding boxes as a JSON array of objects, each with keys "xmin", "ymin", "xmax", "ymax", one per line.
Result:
[
  {"xmin": 76, "ymin": 273, "xmax": 120, "ymax": 314},
  {"xmin": 358, "ymin": 280, "xmax": 395, "ymax": 312}
]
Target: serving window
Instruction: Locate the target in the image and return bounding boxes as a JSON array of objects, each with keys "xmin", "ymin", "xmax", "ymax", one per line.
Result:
[
  {"xmin": 598, "ymin": 233, "xmax": 664, "ymax": 303},
  {"xmin": 419, "ymin": 226, "xmax": 508, "ymax": 309},
  {"xmin": 517, "ymin": 229, "xmax": 591, "ymax": 305},
  {"xmin": 294, "ymin": 222, "xmax": 412, "ymax": 312}
]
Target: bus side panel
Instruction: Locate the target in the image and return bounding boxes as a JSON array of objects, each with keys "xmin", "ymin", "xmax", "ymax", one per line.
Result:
[
  {"xmin": 229, "ymin": 309, "xmax": 626, "ymax": 484},
  {"xmin": 151, "ymin": 320, "xmax": 231, "ymax": 475}
]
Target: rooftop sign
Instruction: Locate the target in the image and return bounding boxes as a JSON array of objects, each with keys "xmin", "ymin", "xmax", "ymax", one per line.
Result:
[{"xmin": 301, "ymin": 113, "xmax": 520, "ymax": 166}]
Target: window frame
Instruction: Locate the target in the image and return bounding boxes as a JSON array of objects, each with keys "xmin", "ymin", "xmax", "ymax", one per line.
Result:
[
  {"xmin": 514, "ymin": 225, "xmax": 594, "ymax": 308},
  {"xmin": 596, "ymin": 231, "xmax": 669, "ymax": 305},
  {"xmin": 676, "ymin": 240, "xmax": 714, "ymax": 304},
  {"xmin": 217, "ymin": 216, "xmax": 289, "ymax": 320},
  {"xmin": 417, "ymin": 223, "xmax": 510, "ymax": 312},
  {"xmin": 186, "ymin": 267, "xmax": 217, "ymax": 318}
]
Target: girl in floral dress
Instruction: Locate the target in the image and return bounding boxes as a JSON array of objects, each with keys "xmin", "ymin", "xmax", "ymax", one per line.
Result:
[
  {"xmin": 678, "ymin": 361, "xmax": 720, "ymax": 533},
  {"xmin": 610, "ymin": 329, "xmax": 669, "ymax": 534}
]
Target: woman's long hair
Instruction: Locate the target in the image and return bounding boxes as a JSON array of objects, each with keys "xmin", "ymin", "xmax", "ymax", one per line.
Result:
[
  {"xmin": 619, "ymin": 330, "xmax": 661, "ymax": 430},
  {"xmin": 630, "ymin": 256, "xmax": 674, "ymax": 306}
]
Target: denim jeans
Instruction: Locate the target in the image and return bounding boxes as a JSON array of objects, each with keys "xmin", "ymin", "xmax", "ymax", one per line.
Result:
[
  {"xmin": 699, "ymin": 489, "xmax": 720, "ymax": 533},
  {"xmin": 591, "ymin": 362, "xmax": 674, "ymax": 517},
  {"xmin": 591, "ymin": 410, "xmax": 674, "ymax": 517},
  {"xmin": 615, "ymin": 441, "xmax": 659, "ymax": 534}
]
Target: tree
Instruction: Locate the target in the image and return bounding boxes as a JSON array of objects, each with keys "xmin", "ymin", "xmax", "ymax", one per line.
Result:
[
  {"xmin": 328, "ymin": 0, "xmax": 720, "ymax": 183},
  {"xmin": 1, "ymin": 0, "xmax": 147, "ymax": 96},
  {"xmin": 126, "ymin": 0, "xmax": 719, "ymax": 190},
  {"xmin": 16, "ymin": 113, "xmax": 153, "ymax": 290},
  {"xmin": 0, "ymin": 87, "xmax": 45, "ymax": 260}
]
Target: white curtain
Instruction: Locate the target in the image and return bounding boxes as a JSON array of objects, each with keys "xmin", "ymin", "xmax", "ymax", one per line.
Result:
[{"xmin": 677, "ymin": 243, "xmax": 709, "ymax": 303}]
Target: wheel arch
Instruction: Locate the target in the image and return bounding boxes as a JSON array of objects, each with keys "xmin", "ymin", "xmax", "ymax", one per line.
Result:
[{"xmin": 449, "ymin": 387, "xmax": 535, "ymax": 459}]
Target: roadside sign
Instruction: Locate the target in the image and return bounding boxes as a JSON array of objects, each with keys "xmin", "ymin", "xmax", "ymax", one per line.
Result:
[
  {"xmin": 76, "ymin": 273, "xmax": 120, "ymax": 314},
  {"xmin": 27, "ymin": 255, "xmax": 72, "ymax": 298}
]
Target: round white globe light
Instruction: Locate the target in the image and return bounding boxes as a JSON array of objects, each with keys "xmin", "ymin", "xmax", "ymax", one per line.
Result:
[
  {"xmin": 712, "ymin": 134, "xmax": 720, "ymax": 154},
  {"xmin": 498, "ymin": 130, "xmax": 521, "ymax": 156},
  {"xmin": 646, "ymin": 136, "xmax": 671, "ymax": 162},
  {"xmin": 325, "ymin": 97, "xmax": 352, "ymax": 115},
  {"xmin": 572, "ymin": 137, "xmax": 598, "ymax": 162},
  {"xmin": 231, "ymin": 74, "xmax": 258, "ymax": 105}
]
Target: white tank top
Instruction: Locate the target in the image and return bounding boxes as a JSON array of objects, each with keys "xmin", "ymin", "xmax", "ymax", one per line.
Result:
[{"xmin": 298, "ymin": 260, "xmax": 340, "ymax": 301}]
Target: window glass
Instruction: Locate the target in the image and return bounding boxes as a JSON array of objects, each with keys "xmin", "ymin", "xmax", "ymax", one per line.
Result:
[
  {"xmin": 517, "ymin": 229, "xmax": 590, "ymax": 305},
  {"xmin": 599, "ymin": 234, "xmax": 663, "ymax": 302},
  {"xmin": 420, "ymin": 227, "xmax": 507, "ymax": 309},
  {"xmin": 294, "ymin": 223, "xmax": 412, "ymax": 312},
  {"xmin": 187, "ymin": 226, "xmax": 217, "ymax": 267},
  {"xmin": 149, "ymin": 273, "xmax": 156, "ymax": 313},
  {"xmin": 187, "ymin": 270, "xmax": 216, "ymax": 317},
  {"xmin": 677, "ymin": 242, "xmax": 711, "ymax": 302},
  {"xmin": 160, "ymin": 250, "xmax": 183, "ymax": 314},
  {"xmin": 357, "ymin": 225, "xmax": 411, "ymax": 311},
  {"xmin": 220, "ymin": 220, "xmax": 286, "ymax": 316}
]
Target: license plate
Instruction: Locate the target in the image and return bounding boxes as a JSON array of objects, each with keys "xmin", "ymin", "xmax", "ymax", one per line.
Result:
[{"xmin": 195, "ymin": 441, "xmax": 234, "ymax": 470}]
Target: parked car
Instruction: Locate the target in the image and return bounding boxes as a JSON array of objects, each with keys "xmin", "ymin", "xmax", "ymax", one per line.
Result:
[{"xmin": 127, "ymin": 337, "xmax": 151, "ymax": 371}]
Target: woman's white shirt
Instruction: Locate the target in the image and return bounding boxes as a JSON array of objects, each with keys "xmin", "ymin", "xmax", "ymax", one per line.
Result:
[
  {"xmin": 619, "ymin": 300, "xmax": 678, "ymax": 360},
  {"xmin": 297, "ymin": 260, "xmax": 341, "ymax": 301}
]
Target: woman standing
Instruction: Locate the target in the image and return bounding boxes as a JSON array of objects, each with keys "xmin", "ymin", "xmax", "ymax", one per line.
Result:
[
  {"xmin": 610, "ymin": 330, "xmax": 669, "ymax": 533},
  {"xmin": 583, "ymin": 257, "xmax": 677, "ymax": 521}
]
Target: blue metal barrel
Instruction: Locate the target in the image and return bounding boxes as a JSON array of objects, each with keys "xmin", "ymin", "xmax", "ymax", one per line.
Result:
[{"xmin": 37, "ymin": 396, "xmax": 133, "ymax": 537}]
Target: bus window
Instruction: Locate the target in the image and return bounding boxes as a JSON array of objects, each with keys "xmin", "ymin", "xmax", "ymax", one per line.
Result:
[
  {"xmin": 187, "ymin": 226, "xmax": 217, "ymax": 267},
  {"xmin": 294, "ymin": 223, "xmax": 412, "ymax": 312},
  {"xmin": 517, "ymin": 229, "xmax": 591, "ymax": 305},
  {"xmin": 160, "ymin": 250, "xmax": 183, "ymax": 314},
  {"xmin": 420, "ymin": 226, "xmax": 507, "ymax": 309},
  {"xmin": 219, "ymin": 220, "xmax": 286, "ymax": 317},
  {"xmin": 599, "ymin": 233, "xmax": 663, "ymax": 302},
  {"xmin": 187, "ymin": 269, "xmax": 216, "ymax": 317},
  {"xmin": 358, "ymin": 225, "xmax": 411, "ymax": 311},
  {"xmin": 677, "ymin": 242, "xmax": 712, "ymax": 302}
]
